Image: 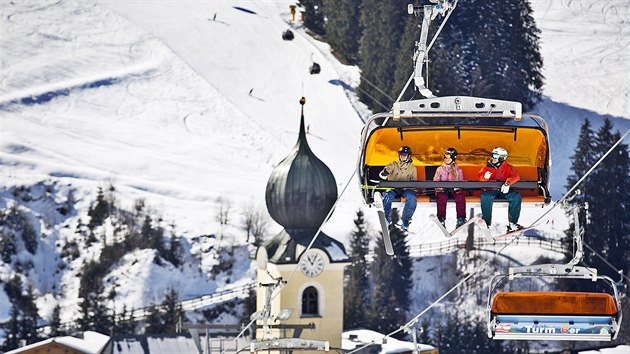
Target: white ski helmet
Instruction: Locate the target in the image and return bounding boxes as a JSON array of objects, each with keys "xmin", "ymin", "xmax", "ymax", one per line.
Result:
[{"xmin": 492, "ymin": 147, "xmax": 508, "ymax": 162}]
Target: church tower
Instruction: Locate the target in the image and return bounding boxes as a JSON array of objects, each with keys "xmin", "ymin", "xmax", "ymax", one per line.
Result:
[{"xmin": 256, "ymin": 98, "xmax": 349, "ymax": 349}]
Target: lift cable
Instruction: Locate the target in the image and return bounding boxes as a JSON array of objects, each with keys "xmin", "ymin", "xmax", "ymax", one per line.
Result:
[
  {"xmin": 582, "ymin": 241, "xmax": 630, "ymax": 284},
  {"xmin": 525, "ymin": 128, "xmax": 630, "ymax": 231}
]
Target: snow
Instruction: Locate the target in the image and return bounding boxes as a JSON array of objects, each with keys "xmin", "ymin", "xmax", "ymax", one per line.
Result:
[
  {"xmin": 5, "ymin": 331, "xmax": 110, "ymax": 354},
  {"xmin": 0, "ymin": 0, "xmax": 629, "ymax": 348},
  {"xmin": 579, "ymin": 345, "xmax": 630, "ymax": 354},
  {"xmin": 342, "ymin": 329, "xmax": 436, "ymax": 353}
]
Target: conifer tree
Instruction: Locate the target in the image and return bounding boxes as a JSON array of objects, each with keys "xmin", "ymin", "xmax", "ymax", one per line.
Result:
[
  {"xmin": 495, "ymin": 0, "xmax": 544, "ymax": 109},
  {"xmin": 1, "ymin": 304, "xmax": 20, "ymax": 351},
  {"xmin": 344, "ymin": 210, "xmax": 371, "ymax": 329},
  {"xmin": 426, "ymin": 0, "xmax": 543, "ymax": 109},
  {"xmin": 116, "ymin": 305, "xmax": 137, "ymax": 335},
  {"xmin": 301, "ymin": 0, "xmax": 326, "ymax": 36},
  {"xmin": 565, "ymin": 118, "xmax": 630, "ymax": 294},
  {"xmin": 367, "ymin": 283, "xmax": 401, "ymax": 336},
  {"xmin": 1, "ymin": 277, "xmax": 41, "ymax": 349},
  {"xmin": 162, "ymin": 288, "xmax": 184, "ymax": 333},
  {"xmin": 19, "ymin": 285, "xmax": 40, "ymax": 345},
  {"xmin": 324, "ymin": 0, "xmax": 361, "ymax": 64},
  {"xmin": 88, "ymin": 187, "xmax": 110, "ymax": 228},
  {"xmin": 566, "ymin": 119, "xmax": 595, "ymax": 201},
  {"xmin": 20, "ymin": 213, "xmax": 38, "ymax": 254},
  {"xmin": 78, "ymin": 260, "xmax": 112, "ymax": 333},
  {"xmin": 368, "ymin": 210, "xmax": 411, "ymax": 338},
  {"xmin": 358, "ymin": 0, "xmax": 406, "ymax": 111},
  {"xmin": 586, "ymin": 119, "xmax": 630, "ymax": 279},
  {"xmin": 0, "ymin": 232, "xmax": 17, "ymax": 263},
  {"xmin": 392, "ymin": 14, "xmax": 421, "ymax": 101},
  {"xmin": 165, "ymin": 233, "xmax": 183, "ymax": 267},
  {"xmin": 49, "ymin": 304, "xmax": 66, "ymax": 337},
  {"xmin": 563, "ymin": 118, "xmax": 596, "ymax": 275},
  {"xmin": 240, "ymin": 286, "xmax": 257, "ymax": 325},
  {"xmin": 144, "ymin": 304, "xmax": 164, "ymax": 334}
]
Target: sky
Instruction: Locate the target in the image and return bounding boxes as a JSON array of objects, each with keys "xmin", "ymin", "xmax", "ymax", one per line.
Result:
[{"xmin": 0, "ymin": 0, "xmax": 629, "ymax": 349}]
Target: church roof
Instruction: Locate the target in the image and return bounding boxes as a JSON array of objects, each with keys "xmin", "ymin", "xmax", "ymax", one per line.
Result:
[
  {"xmin": 265, "ymin": 101, "xmax": 337, "ymax": 229},
  {"xmin": 262, "ymin": 228, "xmax": 349, "ymax": 264}
]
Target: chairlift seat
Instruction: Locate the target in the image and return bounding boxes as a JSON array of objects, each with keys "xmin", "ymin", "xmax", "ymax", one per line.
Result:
[
  {"xmin": 367, "ymin": 164, "xmax": 547, "ymax": 206},
  {"xmin": 489, "ymin": 292, "xmax": 619, "ymax": 341}
]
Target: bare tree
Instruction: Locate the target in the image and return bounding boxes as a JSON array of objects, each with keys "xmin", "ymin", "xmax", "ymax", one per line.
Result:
[
  {"xmin": 251, "ymin": 208, "xmax": 269, "ymax": 247},
  {"xmin": 240, "ymin": 201, "xmax": 270, "ymax": 246},
  {"xmin": 215, "ymin": 196, "xmax": 232, "ymax": 243},
  {"xmin": 241, "ymin": 202, "xmax": 256, "ymax": 243}
]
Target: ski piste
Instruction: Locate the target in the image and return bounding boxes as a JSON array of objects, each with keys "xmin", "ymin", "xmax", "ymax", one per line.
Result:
[
  {"xmin": 373, "ymin": 192, "xmax": 394, "ymax": 256},
  {"xmin": 430, "ymin": 214, "xmax": 481, "ymax": 237}
]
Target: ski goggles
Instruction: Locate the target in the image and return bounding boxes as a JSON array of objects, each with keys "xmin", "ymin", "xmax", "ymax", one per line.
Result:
[{"xmin": 492, "ymin": 152, "xmax": 500, "ymax": 159}]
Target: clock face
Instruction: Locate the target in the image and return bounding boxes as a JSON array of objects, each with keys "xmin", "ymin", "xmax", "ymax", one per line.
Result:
[{"xmin": 299, "ymin": 251, "xmax": 325, "ymax": 277}]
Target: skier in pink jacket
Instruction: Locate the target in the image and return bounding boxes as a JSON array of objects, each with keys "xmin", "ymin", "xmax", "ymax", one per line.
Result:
[{"xmin": 433, "ymin": 148, "xmax": 467, "ymax": 227}]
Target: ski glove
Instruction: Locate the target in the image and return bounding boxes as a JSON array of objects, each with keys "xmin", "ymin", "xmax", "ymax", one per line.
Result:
[
  {"xmin": 500, "ymin": 183, "xmax": 510, "ymax": 194},
  {"xmin": 379, "ymin": 169, "xmax": 389, "ymax": 180}
]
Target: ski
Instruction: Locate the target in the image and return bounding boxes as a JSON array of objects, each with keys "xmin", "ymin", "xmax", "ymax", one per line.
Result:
[
  {"xmin": 490, "ymin": 220, "xmax": 549, "ymax": 239},
  {"xmin": 373, "ymin": 192, "xmax": 394, "ymax": 256},
  {"xmin": 429, "ymin": 214, "xmax": 451, "ymax": 237},
  {"xmin": 448, "ymin": 215, "xmax": 481, "ymax": 236},
  {"xmin": 392, "ymin": 223, "xmax": 415, "ymax": 236},
  {"xmin": 474, "ymin": 217, "xmax": 493, "ymax": 239},
  {"xmin": 430, "ymin": 214, "xmax": 481, "ymax": 237}
]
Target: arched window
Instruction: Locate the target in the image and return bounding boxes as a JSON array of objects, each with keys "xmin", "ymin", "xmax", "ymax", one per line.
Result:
[{"xmin": 301, "ymin": 286, "xmax": 319, "ymax": 316}]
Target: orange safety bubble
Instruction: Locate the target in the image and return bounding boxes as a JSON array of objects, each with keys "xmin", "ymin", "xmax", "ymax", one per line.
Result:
[{"xmin": 491, "ymin": 292, "xmax": 617, "ymax": 316}]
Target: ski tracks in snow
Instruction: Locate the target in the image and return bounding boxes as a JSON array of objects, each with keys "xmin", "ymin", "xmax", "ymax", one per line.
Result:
[{"xmin": 532, "ymin": 0, "xmax": 629, "ymax": 117}]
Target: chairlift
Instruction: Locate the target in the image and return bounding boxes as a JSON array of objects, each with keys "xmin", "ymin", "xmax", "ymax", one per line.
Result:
[
  {"xmin": 358, "ymin": 1, "xmax": 551, "ymax": 209},
  {"xmin": 310, "ymin": 62, "xmax": 321, "ymax": 75},
  {"xmin": 358, "ymin": 97, "xmax": 552, "ymax": 207},
  {"xmin": 486, "ymin": 202, "xmax": 623, "ymax": 341},
  {"xmin": 309, "ymin": 53, "xmax": 321, "ymax": 74},
  {"xmin": 282, "ymin": 29, "xmax": 294, "ymax": 41}
]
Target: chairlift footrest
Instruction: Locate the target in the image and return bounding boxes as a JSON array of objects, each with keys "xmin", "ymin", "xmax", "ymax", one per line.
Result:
[{"xmin": 250, "ymin": 338, "xmax": 330, "ymax": 352}]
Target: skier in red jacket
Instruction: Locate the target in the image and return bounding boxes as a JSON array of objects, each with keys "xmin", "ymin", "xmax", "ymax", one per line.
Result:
[{"xmin": 478, "ymin": 147, "xmax": 523, "ymax": 232}]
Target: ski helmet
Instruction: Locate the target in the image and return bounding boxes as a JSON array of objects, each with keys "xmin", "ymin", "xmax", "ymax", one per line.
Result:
[
  {"xmin": 445, "ymin": 147, "xmax": 458, "ymax": 161},
  {"xmin": 491, "ymin": 147, "xmax": 508, "ymax": 162},
  {"xmin": 398, "ymin": 146, "xmax": 412, "ymax": 161}
]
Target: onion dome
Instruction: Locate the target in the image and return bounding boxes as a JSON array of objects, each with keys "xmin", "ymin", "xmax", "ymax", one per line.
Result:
[{"xmin": 265, "ymin": 97, "xmax": 338, "ymax": 229}]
